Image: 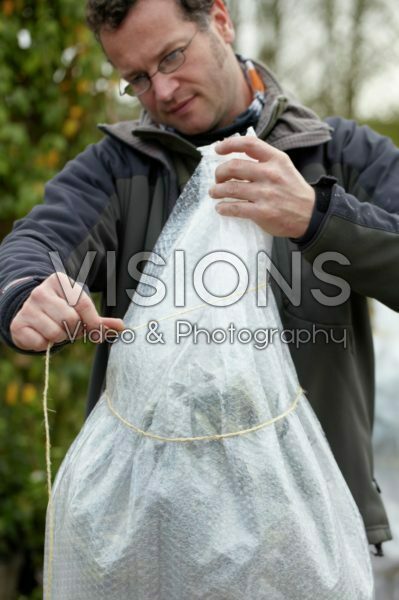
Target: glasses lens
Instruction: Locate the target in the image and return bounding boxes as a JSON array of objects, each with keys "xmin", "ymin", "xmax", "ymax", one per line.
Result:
[
  {"xmin": 159, "ymin": 49, "xmax": 185, "ymax": 74},
  {"xmin": 132, "ymin": 75, "xmax": 151, "ymax": 96},
  {"xmin": 119, "ymin": 34, "xmax": 194, "ymax": 97},
  {"xmin": 120, "ymin": 77, "xmax": 150, "ymax": 97}
]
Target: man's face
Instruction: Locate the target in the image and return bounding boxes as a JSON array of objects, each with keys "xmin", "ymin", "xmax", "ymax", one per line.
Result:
[{"xmin": 100, "ymin": 0, "xmax": 250, "ymax": 135}]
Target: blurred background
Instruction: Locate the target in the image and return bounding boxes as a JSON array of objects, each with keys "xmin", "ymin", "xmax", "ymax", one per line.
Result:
[{"xmin": 0, "ymin": 0, "xmax": 398, "ymax": 597}]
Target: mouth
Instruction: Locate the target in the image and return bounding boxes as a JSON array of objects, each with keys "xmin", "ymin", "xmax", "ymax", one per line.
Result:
[{"xmin": 168, "ymin": 96, "xmax": 195, "ymax": 115}]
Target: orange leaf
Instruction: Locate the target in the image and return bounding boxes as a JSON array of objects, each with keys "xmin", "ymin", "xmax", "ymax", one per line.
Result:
[
  {"xmin": 62, "ymin": 119, "xmax": 80, "ymax": 139},
  {"xmin": 69, "ymin": 105, "xmax": 84, "ymax": 120},
  {"xmin": 5, "ymin": 382, "xmax": 19, "ymax": 406},
  {"xmin": 22, "ymin": 383, "xmax": 37, "ymax": 405},
  {"xmin": 2, "ymin": 0, "xmax": 15, "ymax": 16}
]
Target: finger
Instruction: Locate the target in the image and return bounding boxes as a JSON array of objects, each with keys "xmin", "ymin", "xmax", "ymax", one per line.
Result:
[
  {"xmin": 215, "ymin": 137, "xmax": 279, "ymax": 162},
  {"xmin": 85, "ymin": 318, "xmax": 125, "ymax": 343},
  {"xmin": 37, "ymin": 295, "xmax": 82, "ymax": 332},
  {"xmin": 74, "ymin": 293, "xmax": 102, "ymax": 331},
  {"xmin": 11, "ymin": 313, "xmax": 67, "ymax": 350},
  {"xmin": 215, "ymin": 201, "xmax": 261, "ymax": 221},
  {"xmin": 39, "ymin": 280, "xmax": 125, "ymax": 336},
  {"xmin": 30, "ymin": 314, "xmax": 69, "ymax": 344},
  {"xmin": 77, "ymin": 318, "xmax": 125, "ymax": 344},
  {"xmin": 25, "ymin": 290, "xmax": 83, "ymax": 340},
  {"xmin": 214, "ymin": 158, "xmax": 260, "ymax": 184},
  {"xmin": 47, "ymin": 272, "xmax": 86, "ymax": 306},
  {"xmin": 12, "ymin": 304, "xmax": 69, "ymax": 343},
  {"xmin": 60, "ymin": 319, "xmax": 86, "ymax": 341},
  {"xmin": 11, "ymin": 326, "xmax": 53, "ymax": 352},
  {"xmin": 100, "ymin": 317, "xmax": 125, "ymax": 332},
  {"xmin": 210, "ymin": 180, "xmax": 263, "ymax": 203}
]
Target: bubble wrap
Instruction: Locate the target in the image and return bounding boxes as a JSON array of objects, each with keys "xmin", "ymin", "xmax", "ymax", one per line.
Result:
[{"xmin": 44, "ymin": 134, "xmax": 374, "ymax": 599}]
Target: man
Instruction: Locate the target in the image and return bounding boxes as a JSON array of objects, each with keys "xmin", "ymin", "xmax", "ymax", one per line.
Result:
[{"xmin": 0, "ymin": 0, "xmax": 398, "ymax": 555}]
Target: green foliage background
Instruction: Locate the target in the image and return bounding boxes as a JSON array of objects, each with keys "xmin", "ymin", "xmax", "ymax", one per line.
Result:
[
  {"xmin": 0, "ymin": 1, "xmax": 398, "ymax": 598},
  {"xmin": 0, "ymin": 1, "xmax": 135, "ymax": 596},
  {"xmin": 2, "ymin": 1, "xmax": 100, "ymax": 228}
]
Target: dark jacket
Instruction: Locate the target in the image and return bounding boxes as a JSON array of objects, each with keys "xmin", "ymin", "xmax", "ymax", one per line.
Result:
[{"xmin": 1, "ymin": 64, "xmax": 398, "ymax": 546}]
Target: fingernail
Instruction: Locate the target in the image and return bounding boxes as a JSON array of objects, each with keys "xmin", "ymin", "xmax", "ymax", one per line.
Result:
[{"xmin": 209, "ymin": 187, "xmax": 216, "ymax": 197}]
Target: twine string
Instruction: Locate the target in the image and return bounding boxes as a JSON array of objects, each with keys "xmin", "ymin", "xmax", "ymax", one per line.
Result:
[
  {"xmin": 106, "ymin": 279, "xmax": 302, "ymax": 441},
  {"xmin": 43, "ymin": 343, "xmax": 54, "ymax": 600},
  {"xmin": 106, "ymin": 388, "xmax": 302, "ymax": 443},
  {"xmin": 128, "ymin": 281, "xmax": 268, "ymax": 333}
]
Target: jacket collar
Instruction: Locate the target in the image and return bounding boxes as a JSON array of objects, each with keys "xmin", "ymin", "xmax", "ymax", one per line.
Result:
[
  {"xmin": 98, "ymin": 61, "xmax": 332, "ymax": 160},
  {"xmin": 253, "ymin": 61, "xmax": 332, "ymax": 150}
]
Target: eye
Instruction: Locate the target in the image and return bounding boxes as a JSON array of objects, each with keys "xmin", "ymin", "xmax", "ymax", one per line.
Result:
[
  {"xmin": 130, "ymin": 73, "xmax": 148, "ymax": 86},
  {"xmin": 161, "ymin": 48, "xmax": 183, "ymax": 68}
]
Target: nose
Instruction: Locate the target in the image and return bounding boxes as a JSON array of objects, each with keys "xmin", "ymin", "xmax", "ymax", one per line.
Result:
[{"xmin": 151, "ymin": 72, "xmax": 179, "ymax": 102}]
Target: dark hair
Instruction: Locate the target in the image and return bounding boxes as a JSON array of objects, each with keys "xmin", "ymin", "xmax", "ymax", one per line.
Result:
[{"xmin": 86, "ymin": 0, "xmax": 218, "ymax": 38}]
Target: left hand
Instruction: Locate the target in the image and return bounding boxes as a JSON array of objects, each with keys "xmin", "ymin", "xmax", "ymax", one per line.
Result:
[{"xmin": 209, "ymin": 136, "xmax": 316, "ymax": 238}]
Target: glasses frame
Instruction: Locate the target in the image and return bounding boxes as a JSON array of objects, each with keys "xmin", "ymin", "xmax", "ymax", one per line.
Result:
[{"xmin": 119, "ymin": 29, "xmax": 199, "ymax": 98}]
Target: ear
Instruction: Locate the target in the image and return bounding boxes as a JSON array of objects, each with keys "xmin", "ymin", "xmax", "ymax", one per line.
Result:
[{"xmin": 210, "ymin": 0, "xmax": 235, "ymax": 44}]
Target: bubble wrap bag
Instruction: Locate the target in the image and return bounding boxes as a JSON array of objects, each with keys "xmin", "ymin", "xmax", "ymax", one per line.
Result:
[{"xmin": 44, "ymin": 133, "xmax": 374, "ymax": 599}]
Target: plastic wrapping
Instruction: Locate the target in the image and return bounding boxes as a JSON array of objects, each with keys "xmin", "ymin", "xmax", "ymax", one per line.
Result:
[{"xmin": 44, "ymin": 133, "xmax": 374, "ymax": 599}]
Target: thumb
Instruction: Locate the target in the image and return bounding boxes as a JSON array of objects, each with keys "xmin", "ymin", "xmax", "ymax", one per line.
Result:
[
  {"xmin": 99, "ymin": 317, "xmax": 126, "ymax": 332},
  {"xmin": 88, "ymin": 317, "xmax": 126, "ymax": 344}
]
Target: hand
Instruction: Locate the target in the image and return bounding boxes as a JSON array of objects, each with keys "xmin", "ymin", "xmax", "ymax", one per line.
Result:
[
  {"xmin": 209, "ymin": 136, "xmax": 316, "ymax": 238},
  {"xmin": 10, "ymin": 272, "xmax": 125, "ymax": 351}
]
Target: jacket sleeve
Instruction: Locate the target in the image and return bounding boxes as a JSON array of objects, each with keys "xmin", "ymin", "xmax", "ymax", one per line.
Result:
[
  {"xmin": 0, "ymin": 135, "xmax": 137, "ymax": 349},
  {"xmin": 301, "ymin": 117, "xmax": 399, "ymax": 311}
]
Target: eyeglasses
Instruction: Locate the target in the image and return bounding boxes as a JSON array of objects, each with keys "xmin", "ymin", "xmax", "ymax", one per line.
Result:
[{"xmin": 119, "ymin": 30, "xmax": 199, "ymax": 97}]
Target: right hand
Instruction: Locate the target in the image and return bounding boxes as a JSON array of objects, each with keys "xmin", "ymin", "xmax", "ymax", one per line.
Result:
[{"xmin": 10, "ymin": 272, "xmax": 125, "ymax": 352}]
